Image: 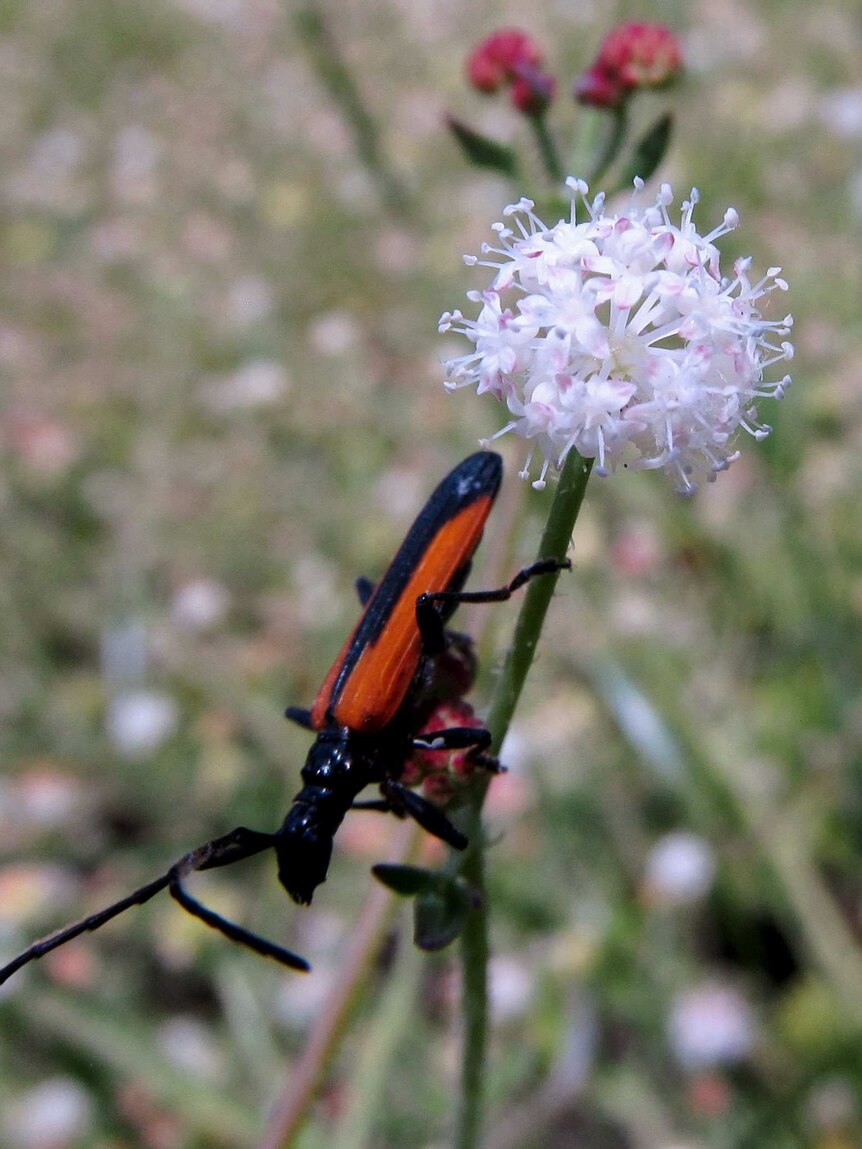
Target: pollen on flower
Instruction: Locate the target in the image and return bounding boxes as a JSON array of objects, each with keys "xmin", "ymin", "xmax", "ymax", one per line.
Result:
[{"xmin": 439, "ymin": 178, "xmax": 794, "ymax": 494}]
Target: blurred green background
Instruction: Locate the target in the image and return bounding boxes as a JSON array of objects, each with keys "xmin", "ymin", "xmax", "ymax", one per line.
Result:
[{"xmin": 1, "ymin": 0, "xmax": 860, "ymax": 1146}]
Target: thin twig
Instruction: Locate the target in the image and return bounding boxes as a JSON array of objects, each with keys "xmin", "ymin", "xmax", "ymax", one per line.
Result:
[{"xmin": 259, "ymin": 821, "xmax": 419, "ymax": 1149}]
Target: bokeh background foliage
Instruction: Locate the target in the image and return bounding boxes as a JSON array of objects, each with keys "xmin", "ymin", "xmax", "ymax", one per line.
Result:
[{"xmin": 1, "ymin": 0, "xmax": 861, "ymax": 1146}]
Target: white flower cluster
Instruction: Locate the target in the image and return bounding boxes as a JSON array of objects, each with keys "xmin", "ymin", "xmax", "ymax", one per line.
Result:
[{"xmin": 440, "ymin": 179, "xmax": 794, "ymax": 494}]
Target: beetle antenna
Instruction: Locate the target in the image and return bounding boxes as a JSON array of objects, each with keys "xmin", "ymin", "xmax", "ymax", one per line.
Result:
[
  {"xmin": 0, "ymin": 873, "xmax": 171, "ymax": 985},
  {"xmin": 0, "ymin": 825, "xmax": 310, "ymax": 984},
  {"xmin": 168, "ymin": 869, "xmax": 309, "ymax": 971}
]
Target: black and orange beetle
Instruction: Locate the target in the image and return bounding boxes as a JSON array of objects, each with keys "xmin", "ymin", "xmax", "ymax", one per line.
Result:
[{"xmin": 0, "ymin": 452, "xmax": 568, "ymax": 981}]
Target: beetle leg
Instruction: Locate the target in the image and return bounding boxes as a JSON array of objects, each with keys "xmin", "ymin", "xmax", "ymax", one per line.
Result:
[
  {"xmin": 354, "ymin": 575, "xmax": 375, "ymax": 605},
  {"xmin": 470, "ymin": 752, "xmax": 504, "ymax": 774},
  {"xmin": 411, "ymin": 725, "xmax": 492, "ymax": 753},
  {"xmin": 412, "ymin": 724, "xmax": 503, "ymax": 774},
  {"xmin": 414, "ymin": 594, "xmax": 449, "ymax": 654},
  {"xmin": 168, "ymin": 838, "xmax": 309, "ymax": 972},
  {"xmin": 284, "ymin": 706, "xmax": 315, "ymax": 729},
  {"xmin": 168, "ymin": 828, "xmax": 310, "ymax": 970},
  {"xmin": 419, "ymin": 556, "xmax": 571, "ymax": 615},
  {"xmin": 380, "ymin": 780, "xmax": 468, "ymax": 850}
]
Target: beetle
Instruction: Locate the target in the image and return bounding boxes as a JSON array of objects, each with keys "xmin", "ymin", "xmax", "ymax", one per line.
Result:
[{"xmin": 0, "ymin": 451, "xmax": 569, "ymax": 982}]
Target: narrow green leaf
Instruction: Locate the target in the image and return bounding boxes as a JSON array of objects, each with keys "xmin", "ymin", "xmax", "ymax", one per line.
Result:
[
  {"xmin": 446, "ymin": 116, "xmax": 519, "ymax": 178},
  {"xmin": 619, "ymin": 113, "xmax": 673, "ymax": 186},
  {"xmin": 372, "ymin": 863, "xmax": 439, "ymax": 897}
]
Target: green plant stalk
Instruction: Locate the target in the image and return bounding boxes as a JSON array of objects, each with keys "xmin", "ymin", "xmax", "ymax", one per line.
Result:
[
  {"xmin": 529, "ymin": 113, "xmax": 565, "ymax": 185},
  {"xmin": 454, "ymin": 800, "xmax": 489, "ymax": 1149},
  {"xmin": 454, "ymin": 450, "xmax": 593, "ymax": 1149},
  {"xmin": 296, "ymin": 3, "xmax": 412, "ymax": 220},
  {"xmin": 569, "ymin": 104, "xmax": 602, "ymax": 185},
  {"xmin": 587, "ymin": 104, "xmax": 628, "ymax": 188},
  {"xmin": 263, "ymin": 822, "xmax": 419, "ymax": 1149},
  {"xmin": 486, "ymin": 451, "xmax": 593, "ymax": 745},
  {"xmin": 333, "ymin": 907, "xmax": 425, "ymax": 1149}
]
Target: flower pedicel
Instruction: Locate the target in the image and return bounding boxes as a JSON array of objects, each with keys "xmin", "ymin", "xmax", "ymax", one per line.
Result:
[{"xmin": 440, "ymin": 178, "xmax": 794, "ymax": 494}]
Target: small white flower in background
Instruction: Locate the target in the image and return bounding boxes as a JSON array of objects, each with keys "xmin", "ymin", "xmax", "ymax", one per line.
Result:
[
  {"xmin": 12, "ymin": 767, "xmax": 83, "ymax": 829},
  {"xmin": 200, "ymin": 359, "xmax": 289, "ymax": 412},
  {"xmin": 156, "ymin": 1017, "xmax": 223, "ymax": 1079},
  {"xmin": 170, "ymin": 579, "xmax": 230, "ymax": 632},
  {"xmin": 106, "ymin": 690, "xmax": 179, "ymax": 758},
  {"xmin": 440, "ymin": 178, "xmax": 793, "ymax": 494},
  {"xmin": 668, "ymin": 982, "xmax": 755, "ymax": 1069},
  {"xmin": 100, "ymin": 617, "xmax": 148, "ymax": 684},
  {"xmin": 6, "ymin": 1076, "xmax": 94, "ymax": 1148},
  {"xmin": 807, "ymin": 1076, "xmax": 858, "ymax": 1131},
  {"xmin": 307, "ymin": 309, "xmax": 362, "ymax": 357},
  {"xmin": 488, "ymin": 954, "xmax": 534, "ymax": 1022},
  {"xmin": 226, "ymin": 275, "xmax": 275, "ymax": 328},
  {"xmin": 643, "ymin": 831, "xmax": 717, "ymax": 906},
  {"xmin": 819, "ymin": 87, "xmax": 862, "ymax": 139}
]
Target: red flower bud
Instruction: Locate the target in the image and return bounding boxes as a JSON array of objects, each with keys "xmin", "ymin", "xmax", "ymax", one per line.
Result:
[
  {"xmin": 467, "ymin": 51, "xmax": 504, "ymax": 93},
  {"xmin": 407, "ymin": 698, "xmax": 485, "ymax": 800},
  {"xmin": 511, "ymin": 65, "xmax": 556, "ymax": 115},
  {"xmin": 575, "ymin": 22, "xmax": 682, "ymax": 107},
  {"xmin": 573, "ymin": 64, "xmax": 627, "ymax": 109},
  {"xmin": 467, "ymin": 27, "xmax": 544, "ymax": 94}
]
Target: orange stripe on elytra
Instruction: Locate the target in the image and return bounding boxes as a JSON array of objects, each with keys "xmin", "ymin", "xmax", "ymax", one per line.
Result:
[{"xmin": 313, "ymin": 495, "xmax": 493, "ymax": 734}]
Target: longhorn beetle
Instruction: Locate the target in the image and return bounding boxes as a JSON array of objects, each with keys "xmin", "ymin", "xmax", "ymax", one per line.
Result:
[{"xmin": 0, "ymin": 452, "xmax": 569, "ymax": 982}]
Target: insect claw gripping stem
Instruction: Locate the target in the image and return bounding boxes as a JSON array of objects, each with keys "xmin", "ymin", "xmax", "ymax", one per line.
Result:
[
  {"xmin": 0, "ymin": 452, "xmax": 570, "ymax": 983},
  {"xmin": 418, "ymin": 556, "xmax": 571, "ymax": 615}
]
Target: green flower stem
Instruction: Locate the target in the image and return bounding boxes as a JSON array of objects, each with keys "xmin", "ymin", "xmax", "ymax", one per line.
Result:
[
  {"xmin": 569, "ymin": 106, "xmax": 602, "ymax": 185},
  {"xmin": 486, "ymin": 451, "xmax": 593, "ymax": 746},
  {"xmin": 333, "ymin": 907, "xmax": 425, "ymax": 1149},
  {"xmin": 296, "ymin": 3, "xmax": 412, "ymax": 220},
  {"xmin": 529, "ymin": 113, "xmax": 565, "ymax": 185},
  {"xmin": 454, "ymin": 450, "xmax": 593, "ymax": 1149},
  {"xmin": 454, "ymin": 800, "xmax": 489, "ymax": 1149},
  {"xmin": 587, "ymin": 104, "xmax": 629, "ymax": 188}
]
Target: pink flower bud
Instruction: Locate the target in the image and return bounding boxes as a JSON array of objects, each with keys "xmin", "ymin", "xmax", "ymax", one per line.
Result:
[
  {"xmin": 467, "ymin": 28, "xmax": 544, "ymax": 94},
  {"xmin": 405, "ymin": 698, "xmax": 486, "ymax": 803},
  {"xmin": 467, "ymin": 51, "xmax": 504, "ymax": 94},
  {"xmin": 573, "ymin": 64, "xmax": 627, "ymax": 109},
  {"xmin": 511, "ymin": 66, "xmax": 557, "ymax": 115},
  {"xmin": 575, "ymin": 22, "xmax": 682, "ymax": 107}
]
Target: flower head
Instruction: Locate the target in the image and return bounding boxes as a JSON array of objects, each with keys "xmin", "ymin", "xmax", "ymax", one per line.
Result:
[
  {"xmin": 575, "ymin": 22, "xmax": 683, "ymax": 109},
  {"xmin": 466, "ymin": 29, "xmax": 544, "ymax": 94},
  {"xmin": 440, "ymin": 179, "xmax": 793, "ymax": 494}
]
